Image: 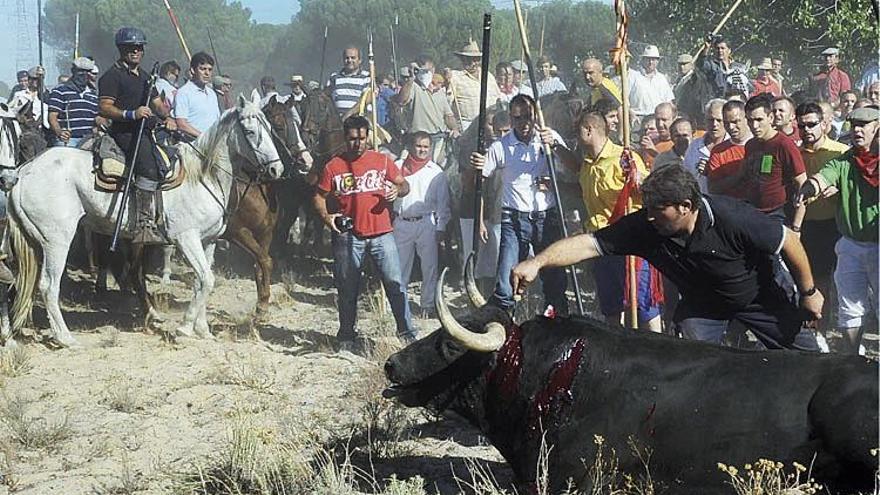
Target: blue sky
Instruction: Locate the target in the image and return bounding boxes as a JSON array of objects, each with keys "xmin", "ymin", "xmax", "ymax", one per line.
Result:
[{"xmin": 239, "ymin": 1, "xmax": 549, "ymax": 24}]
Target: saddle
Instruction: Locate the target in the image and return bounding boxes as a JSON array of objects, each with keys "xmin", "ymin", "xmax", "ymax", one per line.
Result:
[{"xmin": 82, "ymin": 134, "xmax": 186, "ymax": 193}]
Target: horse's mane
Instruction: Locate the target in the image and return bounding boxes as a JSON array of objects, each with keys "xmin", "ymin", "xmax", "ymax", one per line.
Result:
[{"xmin": 181, "ymin": 102, "xmax": 264, "ymax": 184}]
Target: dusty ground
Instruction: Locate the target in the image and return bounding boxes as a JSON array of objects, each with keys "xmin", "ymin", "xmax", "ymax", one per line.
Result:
[{"xmin": 0, "ymin": 248, "xmax": 875, "ymax": 495}]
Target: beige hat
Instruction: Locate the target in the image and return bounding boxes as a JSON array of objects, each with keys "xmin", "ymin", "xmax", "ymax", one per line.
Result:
[
  {"xmin": 677, "ymin": 54, "xmax": 693, "ymax": 64},
  {"xmin": 755, "ymin": 57, "xmax": 773, "ymax": 70},
  {"xmin": 72, "ymin": 57, "xmax": 96, "ymax": 72},
  {"xmin": 285, "ymin": 74, "xmax": 304, "ymax": 86},
  {"xmin": 821, "ymin": 47, "xmax": 840, "ymax": 56},
  {"xmin": 641, "ymin": 45, "xmax": 661, "ymax": 58},
  {"xmin": 454, "ymin": 40, "xmax": 482, "ymax": 58}
]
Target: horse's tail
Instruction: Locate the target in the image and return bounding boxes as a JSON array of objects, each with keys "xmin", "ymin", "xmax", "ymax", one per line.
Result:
[{"xmin": 8, "ymin": 210, "xmax": 38, "ymax": 333}]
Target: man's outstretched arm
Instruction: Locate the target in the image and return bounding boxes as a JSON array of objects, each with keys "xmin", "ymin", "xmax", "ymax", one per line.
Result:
[{"xmin": 511, "ymin": 233, "xmax": 602, "ymax": 296}]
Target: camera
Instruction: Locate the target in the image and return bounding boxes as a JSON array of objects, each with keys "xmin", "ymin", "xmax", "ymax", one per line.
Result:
[
  {"xmin": 334, "ymin": 215, "xmax": 354, "ymax": 233},
  {"xmin": 705, "ymin": 34, "xmax": 723, "ymax": 45}
]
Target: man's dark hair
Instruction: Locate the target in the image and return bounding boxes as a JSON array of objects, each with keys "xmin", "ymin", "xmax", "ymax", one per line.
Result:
[
  {"xmin": 670, "ymin": 116, "xmax": 694, "ymax": 134},
  {"xmin": 538, "ymin": 55, "xmax": 552, "ymax": 66},
  {"xmin": 722, "ymin": 99, "xmax": 745, "ymax": 114},
  {"xmin": 591, "ymin": 97, "xmax": 620, "ymax": 115},
  {"xmin": 343, "ymin": 115, "xmax": 371, "ymax": 134},
  {"xmin": 795, "ymin": 101, "xmax": 824, "ymax": 119},
  {"xmin": 744, "ymin": 94, "xmax": 773, "ymax": 115},
  {"xmin": 495, "ymin": 61, "xmax": 512, "ymax": 73},
  {"xmin": 575, "ymin": 110, "xmax": 607, "ymax": 134},
  {"xmin": 408, "ymin": 131, "xmax": 431, "ymax": 147},
  {"xmin": 509, "ymin": 93, "xmax": 537, "ymax": 114},
  {"xmin": 840, "ymin": 89, "xmax": 859, "ymax": 100},
  {"xmin": 415, "ymin": 54, "xmax": 434, "ymax": 67},
  {"xmin": 190, "ymin": 52, "xmax": 215, "ymax": 69},
  {"xmin": 642, "ymin": 164, "xmax": 702, "ymax": 209},
  {"xmin": 160, "ymin": 60, "xmax": 180, "ymax": 77}
]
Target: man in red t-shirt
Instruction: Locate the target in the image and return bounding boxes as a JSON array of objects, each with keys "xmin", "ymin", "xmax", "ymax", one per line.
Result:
[
  {"xmin": 706, "ymin": 99, "xmax": 753, "ymax": 199},
  {"xmin": 314, "ymin": 115, "xmax": 414, "ymax": 349},
  {"xmin": 743, "ymin": 95, "xmax": 807, "ymax": 225}
]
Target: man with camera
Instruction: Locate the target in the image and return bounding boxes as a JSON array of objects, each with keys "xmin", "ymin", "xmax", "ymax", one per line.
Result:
[
  {"xmin": 697, "ymin": 34, "xmax": 752, "ymax": 99},
  {"xmin": 314, "ymin": 116, "xmax": 415, "ymax": 351}
]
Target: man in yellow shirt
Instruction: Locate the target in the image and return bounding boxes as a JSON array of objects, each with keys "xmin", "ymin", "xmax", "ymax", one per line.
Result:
[
  {"xmin": 794, "ymin": 102, "xmax": 849, "ymax": 341},
  {"xmin": 556, "ymin": 111, "xmax": 661, "ymax": 330}
]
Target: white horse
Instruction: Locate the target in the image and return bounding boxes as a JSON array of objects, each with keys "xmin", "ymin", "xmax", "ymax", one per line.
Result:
[
  {"xmin": 0, "ymin": 105, "xmax": 21, "ymax": 346},
  {"xmin": 6, "ymin": 95, "xmax": 283, "ymax": 347}
]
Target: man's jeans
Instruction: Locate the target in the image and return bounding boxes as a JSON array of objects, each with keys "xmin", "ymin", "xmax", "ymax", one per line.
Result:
[
  {"xmin": 491, "ymin": 208, "xmax": 567, "ymax": 312},
  {"xmin": 49, "ymin": 136, "xmax": 86, "ymax": 148},
  {"xmin": 332, "ymin": 231, "xmax": 414, "ymax": 341}
]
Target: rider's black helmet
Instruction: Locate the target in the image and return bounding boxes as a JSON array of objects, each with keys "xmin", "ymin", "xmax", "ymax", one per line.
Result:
[{"xmin": 115, "ymin": 27, "xmax": 147, "ymax": 47}]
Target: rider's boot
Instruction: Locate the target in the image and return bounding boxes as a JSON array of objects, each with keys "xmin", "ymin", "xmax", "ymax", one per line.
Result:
[
  {"xmin": 132, "ymin": 180, "xmax": 165, "ymax": 245},
  {"xmin": 0, "ymin": 256, "xmax": 14, "ymax": 285}
]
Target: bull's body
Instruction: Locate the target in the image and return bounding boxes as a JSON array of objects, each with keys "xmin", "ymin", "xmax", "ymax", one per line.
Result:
[{"xmin": 386, "ymin": 306, "xmax": 879, "ymax": 494}]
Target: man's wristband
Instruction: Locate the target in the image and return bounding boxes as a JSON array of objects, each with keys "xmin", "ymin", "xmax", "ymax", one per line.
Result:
[
  {"xmin": 788, "ymin": 224, "xmax": 801, "ymax": 233},
  {"xmin": 123, "ymin": 110, "xmax": 135, "ymax": 121},
  {"xmin": 800, "ymin": 286, "xmax": 817, "ymax": 298}
]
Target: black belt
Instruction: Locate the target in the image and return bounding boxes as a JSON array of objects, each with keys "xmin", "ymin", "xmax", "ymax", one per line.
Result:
[
  {"xmin": 399, "ymin": 215, "xmax": 425, "ymax": 222},
  {"xmin": 503, "ymin": 207, "xmax": 557, "ymax": 221}
]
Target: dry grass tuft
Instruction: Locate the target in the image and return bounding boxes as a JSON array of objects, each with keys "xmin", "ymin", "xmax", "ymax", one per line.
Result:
[
  {"xmin": 0, "ymin": 438, "xmax": 20, "ymax": 490},
  {"xmin": 100, "ymin": 374, "xmax": 143, "ymax": 414},
  {"xmin": 99, "ymin": 327, "xmax": 122, "ymax": 348},
  {"xmin": 96, "ymin": 452, "xmax": 148, "ymax": 494},
  {"xmin": 718, "ymin": 458, "xmax": 823, "ymax": 495},
  {"xmin": 0, "ymin": 346, "xmax": 32, "ymax": 378},
  {"xmin": 0, "ymin": 393, "xmax": 73, "ymax": 450},
  {"xmin": 208, "ymin": 349, "xmax": 277, "ymax": 392}
]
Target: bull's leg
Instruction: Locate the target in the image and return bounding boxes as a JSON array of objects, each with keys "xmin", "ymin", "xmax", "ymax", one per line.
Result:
[
  {"xmin": 39, "ymin": 240, "xmax": 80, "ymax": 348},
  {"xmin": 173, "ymin": 231, "xmax": 215, "ymax": 339}
]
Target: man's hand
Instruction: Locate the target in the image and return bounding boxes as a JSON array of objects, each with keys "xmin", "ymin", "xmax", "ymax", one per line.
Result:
[
  {"xmin": 324, "ymin": 213, "xmax": 342, "ymax": 233},
  {"xmin": 640, "ymin": 134, "xmax": 657, "ymax": 154},
  {"xmin": 800, "ymin": 289, "xmax": 824, "ymax": 321},
  {"xmin": 56, "ymin": 129, "xmax": 71, "ymax": 142},
  {"xmin": 538, "ymin": 127, "xmax": 557, "ymax": 147},
  {"xmin": 384, "ymin": 180, "xmax": 400, "ymax": 202},
  {"xmin": 135, "ymin": 106, "xmax": 153, "ymax": 120},
  {"xmin": 511, "ymin": 258, "xmax": 542, "ymax": 297},
  {"xmin": 300, "ymin": 150, "xmax": 314, "ymax": 170},
  {"xmin": 164, "ymin": 117, "xmax": 177, "ymax": 131},
  {"xmin": 479, "ymin": 220, "xmax": 489, "ymax": 243},
  {"xmin": 470, "ymin": 151, "xmax": 485, "ymax": 170}
]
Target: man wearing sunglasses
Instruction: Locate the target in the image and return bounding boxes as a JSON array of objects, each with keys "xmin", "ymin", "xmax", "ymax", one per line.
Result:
[{"xmin": 99, "ymin": 27, "xmax": 176, "ymax": 244}]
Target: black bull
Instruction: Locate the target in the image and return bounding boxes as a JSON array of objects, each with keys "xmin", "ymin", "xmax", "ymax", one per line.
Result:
[{"xmin": 384, "ymin": 287, "xmax": 878, "ymax": 493}]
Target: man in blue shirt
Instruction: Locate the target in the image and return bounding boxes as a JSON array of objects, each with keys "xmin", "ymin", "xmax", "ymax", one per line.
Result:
[
  {"xmin": 173, "ymin": 52, "xmax": 220, "ymax": 140},
  {"xmin": 47, "ymin": 57, "xmax": 101, "ymax": 148}
]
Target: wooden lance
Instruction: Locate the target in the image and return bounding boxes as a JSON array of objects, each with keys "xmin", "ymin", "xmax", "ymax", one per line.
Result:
[
  {"xmin": 512, "ymin": 0, "xmax": 586, "ymax": 316},
  {"xmin": 690, "ymin": 0, "xmax": 746, "ymax": 60},
  {"xmin": 471, "ymin": 13, "xmax": 492, "ymax": 256},
  {"xmin": 368, "ymin": 30, "xmax": 379, "ymax": 151},
  {"xmin": 74, "ymin": 12, "xmax": 80, "ymax": 59},
  {"xmin": 318, "ymin": 26, "xmax": 328, "ymax": 87},
  {"xmin": 162, "ymin": 0, "xmax": 192, "ymax": 62}
]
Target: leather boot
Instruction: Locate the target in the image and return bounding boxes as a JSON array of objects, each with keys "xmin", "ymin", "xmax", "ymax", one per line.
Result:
[
  {"xmin": 133, "ymin": 188, "xmax": 165, "ymax": 245},
  {"xmin": 0, "ymin": 258, "xmax": 13, "ymax": 285}
]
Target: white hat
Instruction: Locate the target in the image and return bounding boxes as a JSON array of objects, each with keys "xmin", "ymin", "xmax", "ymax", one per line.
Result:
[
  {"xmin": 641, "ymin": 45, "xmax": 661, "ymax": 58},
  {"xmin": 72, "ymin": 57, "xmax": 96, "ymax": 72},
  {"xmin": 454, "ymin": 40, "xmax": 482, "ymax": 58},
  {"xmin": 821, "ymin": 47, "xmax": 840, "ymax": 56},
  {"xmin": 755, "ymin": 57, "xmax": 773, "ymax": 70}
]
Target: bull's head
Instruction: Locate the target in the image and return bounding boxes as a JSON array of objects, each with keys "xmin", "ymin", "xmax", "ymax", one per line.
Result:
[{"xmin": 383, "ymin": 260, "xmax": 511, "ymax": 411}]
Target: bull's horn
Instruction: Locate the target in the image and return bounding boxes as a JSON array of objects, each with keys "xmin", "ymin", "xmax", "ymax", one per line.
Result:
[
  {"xmin": 464, "ymin": 252, "xmax": 487, "ymax": 307},
  {"xmin": 436, "ymin": 267, "xmax": 505, "ymax": 352}
]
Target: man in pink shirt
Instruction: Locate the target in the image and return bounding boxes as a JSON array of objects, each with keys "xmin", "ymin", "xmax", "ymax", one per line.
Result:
[{"xmin": 810, "ymin": 47, "xmax": 851, "ymax": 105}]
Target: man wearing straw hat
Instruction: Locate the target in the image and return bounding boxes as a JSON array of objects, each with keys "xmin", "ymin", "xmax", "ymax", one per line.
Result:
[
  {"xmin": 448, "ymin": 40, "xmax": 501, "ymax": 133},
  {"xmin": 752, "ymin": 58, "xmax": 781, "ymax": 97},
  {"xmin": 627, "ymin": 45, "xmax": 674, "ymax": 130}
]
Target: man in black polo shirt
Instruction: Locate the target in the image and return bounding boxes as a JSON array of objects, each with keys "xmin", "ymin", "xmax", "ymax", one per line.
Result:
[
  {"xmin": 98, "ymin": 27, "xmax": 176, "ymax": 244},
  {"xmin": 512, "ymin": 164, "xmax": 823, "ymax": 350}
]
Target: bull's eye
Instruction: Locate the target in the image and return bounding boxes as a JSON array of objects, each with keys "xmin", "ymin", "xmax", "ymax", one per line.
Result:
[{"xmin": 441, "ymin": 339, "xmax": 463, "ymax": 360}]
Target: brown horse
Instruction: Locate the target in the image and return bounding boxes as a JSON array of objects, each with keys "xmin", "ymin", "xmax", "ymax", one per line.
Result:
[{"xmin": 222, "ymin": 95, "xmax": 310, "ymax": 316}]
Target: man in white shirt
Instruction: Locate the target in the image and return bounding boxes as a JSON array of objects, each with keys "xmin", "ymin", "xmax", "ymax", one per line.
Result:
[
  {"xmin": 628, "ymin": 45, "xmax": 675, "ymax": 128},
  {"xmin": 470, "ymin": 94, "xmax": 569, "ymax": 315},
  {"xmin": 683, "ymin": 98, "xmax": 727, "ymax": 192},
  {"xmin": 393, "ymin": 132, "xmax": 451, "ymax": 317},
  {"xmin": 155, "ymin": 60, "xmax": 180, "ymax": 112},
  {"xmin": 173, "ymin": 52, "xmax": 221, "ymax": 139}
]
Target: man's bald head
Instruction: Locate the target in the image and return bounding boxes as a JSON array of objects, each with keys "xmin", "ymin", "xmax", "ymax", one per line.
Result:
[{"xmin": 581, "ymin": 58, "xmax": 605, "ymax": 88}]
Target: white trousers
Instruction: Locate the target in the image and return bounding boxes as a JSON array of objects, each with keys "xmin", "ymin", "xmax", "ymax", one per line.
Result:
[
  {"xmin": 393, "ymin": 217, "xmax": 439, "ymax": 310},
  {"xmin": 458, "ymin": 218, "xmax": 501, "ymax": 279},
  {"xmin": 834, "ymin": 236, "xmax": 878, "ymax": 328}
]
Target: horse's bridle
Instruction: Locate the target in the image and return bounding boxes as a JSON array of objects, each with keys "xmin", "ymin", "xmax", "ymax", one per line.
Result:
[
  {"xmin": 235, "ymin": 114, "xmax": 283, "ymax": 182},
  {"xmin": 0, "ymin": 117, "xmax": 20, "ymax": 171}
]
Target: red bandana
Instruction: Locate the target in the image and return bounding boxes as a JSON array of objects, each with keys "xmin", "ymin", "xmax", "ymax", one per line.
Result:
[
  {"xmin": 402, "ymin": 155, "xmax": 430, "ymax": 177},
  {"xmin": 853, "ymin": 147, "xmax": 879, "ymax": 188}
]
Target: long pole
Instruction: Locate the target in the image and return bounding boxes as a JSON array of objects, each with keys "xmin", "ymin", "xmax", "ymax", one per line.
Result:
[
  {"xmin": 390, "ymin": 15, "xmax": 400, "ymax": 85},
  {"xmin": 471, "ymin": 14, "xmax": 492, "ymax": 255},
  {"xmin": 690, "ymin": 0, "xmax": 746, "ymax": 60},
  {"xmin": 512, "ymin": 0, "xmax": 585, "ymax": 316},
  {"xmin": 539, "ymin": 13, "xmax": 546, "ymax": 58},
  {"xmin": 318, "ymin": 26, "xmax": 328, "ymax": 87},
  {"xmin": 74, "ymin": 12, "xmax": 80, "ymax": 59},
  {"xmin": 37, "ymin": 0, "xmax": 44, "ymax": 119},
  {"xmin": 162, "ymin": 0, "xmax": 192, "ymax": 62},
  {"xmin": 368, "ymin": 30, "xmax": 379, "ymax": 151},
  {"xmin": 207, "ymin": 27, "xmax": 221, "ymax": 75},
  {"xmin": 111, "ymin": 62, "xmax": 161, "ymax": 252}
]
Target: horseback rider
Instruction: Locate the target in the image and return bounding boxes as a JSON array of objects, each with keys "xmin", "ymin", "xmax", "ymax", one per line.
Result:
[{"xmin": 97, "ymin": 27, "xmax": 177, "ymax": 244}]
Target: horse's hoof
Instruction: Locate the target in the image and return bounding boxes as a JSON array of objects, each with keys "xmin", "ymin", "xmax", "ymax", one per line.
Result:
[
  {"xmin": 53, "ymin": 333, "xmax": 82, "ymax": 349},
  {"xmin": 161, "ymin": 274, "xmax": 172, "ymax": 285},
  {"xmin": 147, "ymin": 308, "xmax": 166, "ymax": 324},
  {"xmin": 175, "ymin": 325, "xmax": 195, "ymax": 338}
]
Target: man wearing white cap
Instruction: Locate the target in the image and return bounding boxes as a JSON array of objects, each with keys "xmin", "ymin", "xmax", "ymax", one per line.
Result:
[
  {"xmin": 627, "ymin": 45, "xmax": 674, "ymax": 129},
  {"xmin": 46, "ymin": 57, "xmax": 100, "ymax": 148},
  {"xmin": 751, "ymin": 58, "xmax": 781, "ymax": 97},
  {"xmin": 810, "ymin": 47, "xmax": 851, "ymax": 104},
  {"xmin": 285, "ymin": 74, "xmax": 308, "ymax": 120},
  {"xmin": 447, "ymin": 40, "xmax": 501, "ymax": 133}
]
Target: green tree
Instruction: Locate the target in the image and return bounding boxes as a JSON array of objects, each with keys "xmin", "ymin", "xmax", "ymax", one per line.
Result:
[{"xmin": 43, "ymin": 0, "xmax": 283, "ymax": 90}]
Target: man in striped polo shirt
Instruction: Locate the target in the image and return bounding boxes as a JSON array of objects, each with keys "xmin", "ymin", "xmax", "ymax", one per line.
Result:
[
  {"xmin": 326, "ymin": 46, "xmax": 371, "ymax": 117},
  {"xmin": 47, "ymin": 57, "xmax": 100, "ymax": 148}
]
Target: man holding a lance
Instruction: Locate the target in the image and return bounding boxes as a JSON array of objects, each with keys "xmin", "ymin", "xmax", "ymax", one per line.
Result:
[{"xmin": 98, "ymin": 27, "xmax": 177, "ymax": 244}]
